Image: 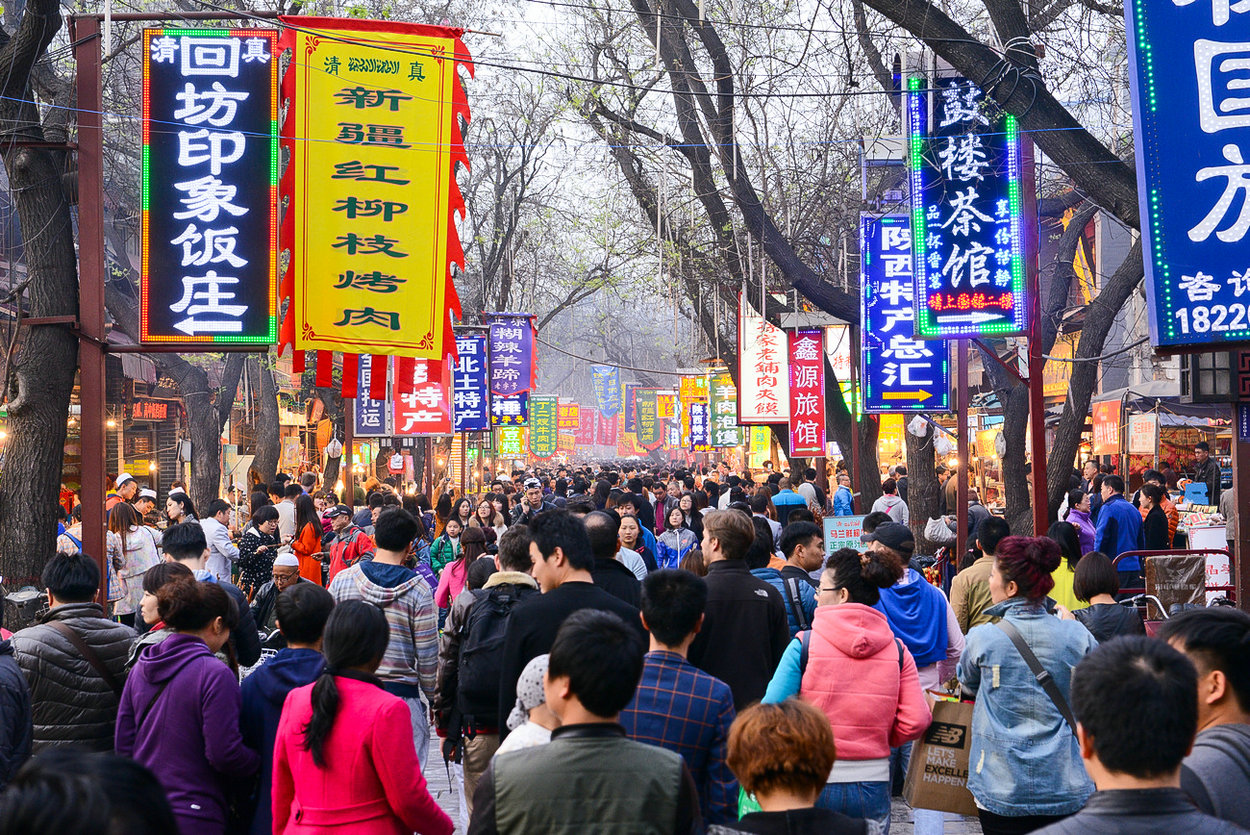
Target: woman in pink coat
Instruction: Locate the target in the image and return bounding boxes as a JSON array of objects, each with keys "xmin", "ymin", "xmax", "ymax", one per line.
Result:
[
  {"xmin": 433, "ymin": 525, "xmax": 488, "ymax": 609},
  {"xmin": 272, "ymin": 600, "xmax": 453, "ymax": 835}
]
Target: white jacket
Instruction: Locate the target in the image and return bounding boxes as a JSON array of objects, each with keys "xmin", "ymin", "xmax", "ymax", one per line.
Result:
[{"xmin": 871, "ymin": 493, "xmax": 909, "ymax": 525}]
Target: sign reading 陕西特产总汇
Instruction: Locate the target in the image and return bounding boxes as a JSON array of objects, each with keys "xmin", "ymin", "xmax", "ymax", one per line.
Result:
[
  {"xmin": 1125, "ymin": 0, "xmax": 1250, "ymax": 348},
  {"xmin": 141, "ymin": 29, "xmax": 278, "ymax": 345}
]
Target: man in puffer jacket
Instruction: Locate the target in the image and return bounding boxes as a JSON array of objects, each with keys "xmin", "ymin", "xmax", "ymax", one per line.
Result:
[
  {"xmin": 0, "ymin": 634, "xmax": 32, "ymax": 788},
  {"xmin": 12, "ymin": 552, "xmax": 132, "ymax": 752}
]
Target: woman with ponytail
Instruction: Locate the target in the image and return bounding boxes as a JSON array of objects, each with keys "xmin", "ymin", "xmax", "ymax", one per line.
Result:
[
  {"xmin": 115, "ymin": 580, "xmax": 258, "ymax": 835},
  {"xmin": 272, "ymin": 601, "xmax": 453, "ymax": 835},
  {"xmin": 762, "ymin": 546, "xmax": 931, "ymax": 833},
  {"xmin": 957, "ymin": 536, "xmax": 1098, "ymax": 835}
]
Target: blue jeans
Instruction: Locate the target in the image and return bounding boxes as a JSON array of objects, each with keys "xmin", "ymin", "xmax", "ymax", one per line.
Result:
[{"xmin": 817, "ymin": 780, "xmax": 891, "ymax": 834}]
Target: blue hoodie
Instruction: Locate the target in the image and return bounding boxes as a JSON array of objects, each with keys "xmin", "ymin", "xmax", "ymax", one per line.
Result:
[
  {"xmin": 239, "ymin": 647, "xmax": 325, "ymax": 835},
  {"xmin": 875, "ymin": 569, "xmax": 950, "ymax": 668}
]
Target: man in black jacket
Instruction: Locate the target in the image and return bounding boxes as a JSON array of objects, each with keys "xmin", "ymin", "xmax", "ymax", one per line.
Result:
[
  {"xmin": 0, "ymin": 635, "xmax": 31, "ymax": 787},
  {"xmin": 1193, "ymin": 441, "xmax": 1222, "ymax": 506},
  {"xmin": 686, "ymin": 509, "xmax": 789, "ymax": 710},
  {"xmin": 585, "ymin": 511, "xmax": 642, "ymax": 607},
  {"xmin": 1034, "ymin": 636, "xmax": 1245, "ymax": 835}
]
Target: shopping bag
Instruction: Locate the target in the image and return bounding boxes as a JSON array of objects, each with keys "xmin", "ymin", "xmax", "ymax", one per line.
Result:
[
  {"xmin": 925, "ymin": 516, "xmax": 956, "ymax": 545},
  {"xmin": 903, "ymin": 697, "xmax": 978, "ymax": 817}
]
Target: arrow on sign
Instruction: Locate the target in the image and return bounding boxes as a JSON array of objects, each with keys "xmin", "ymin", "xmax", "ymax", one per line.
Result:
[
  {"xmin": 935, "ymin": 311, "xmax": 999, "ymax": 325},
  {"xmin": 882, "ymin": 390, "xmax": 933, "ymax": 401},
  {"xmin": 174, "ymin": 317, "xmax": 244, "ymax": 335}
]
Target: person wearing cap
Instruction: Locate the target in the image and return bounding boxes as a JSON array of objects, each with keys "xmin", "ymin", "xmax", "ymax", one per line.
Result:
[
  {"xmin": 106, "ymin": 473, "xmax": 138, "ymax": 512},
  {"xmin": 134, "ymin": 489, "xmax": 162, "ymax": 533},
  {"xmin": 510, "ymin": 478, "xmax": 555, "ymax": 527},
  {"xmin": 249, "ymin": 553, "xmax": 314, "ymax": 638},
  {"xmin": 492, "ymin": 654, "xmax": 556, "ymax": 757},
  {"xmin": 325, "ymin": 503, "xmax": 375, "ymax": 584}
]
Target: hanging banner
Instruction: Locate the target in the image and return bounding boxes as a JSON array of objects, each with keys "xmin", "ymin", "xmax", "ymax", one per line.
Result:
[
  {"xmin": 393, "ymin": 357, "xmax": 452, "ymax": 436},
  {"xmin": 635, "ymin": 388, "xmax": 662, "ymax": 449},
  {"xmin": 1092, "ymin": 400, "xmax": 1121, "ymax": 456},
  {"xmin": 689, "ymin": 402, "xmax": 712, "ymax": 452},
  {"xmin": 679, "ymin": 375, "xmax": 709, "ymax": 402},
  {"xmin": 624, "ymin": 383, "xmax": 642, "ymax": 432},
  {"xmin": 487, "ymin": 314, "xmax": 536, "ymax": 425},
  {"xmin": 709, "ymin": 372, "xmax": 743, "ymax": 447},
  {"xmin": 528, "ymin": 396, "xmax": 558, "ymax": 458},
  {"xmin": 905, "ymin": 74, "xmax": 1026, "ymax": 338},
  {"xmin": 575, "ymin": 410, "xmax": 597, "ymax": 446},
  {"xmin": 558, "ymin": 400, "xmax": 580, "ymax": 434},
  {"xmin": 788, "ymin": 329, "xmax": 826, "ymax": 457},
  {"xmin": 598, "ymin": 410, "xmax": 619, "ymax": 446},
  {"xmin": 824, "ymin": 324, "xmax": 858, "ymax": 415},
  {"xmin": 657, "ymin": 391, "xmax": 679, "ymax": 421},
  {"xmin": 591, "ymin": 366, "xmax": 621, "ymax": 417},
  {"xmin": 1125, "ymin": 0, "xmax": 1250, "ymax": 348},
  {"xmin": 1128, "ymin": 413, "xmax": 1158, "ymax": 455},
  {"xmin": 283, "ymin": 18, "xmax": 468, "ymax": 359},
  {"xmin": 496, "ymin": 426, "xmax": 525, "ymax": 457},
  {"xmin": 353, "ymin": 354, "xmax": 390, "ymax": 436},
  {"xmin": 738, "ymin": 296, "xmax": 791, "ymax": 423},
  {"xmin": 749, "ymin": 425, "xmax": 773, "ymax": 468},
  {"xmin": 141, "ymin": 29, "xmax": 279, "ymax": 345},
  {"xmin": 861, "ymin": 215, "xmax": 951, "ymax": 412},
  {"xmin": 452, "ymin": 331, "xmax": 490, "ymax": 432}
]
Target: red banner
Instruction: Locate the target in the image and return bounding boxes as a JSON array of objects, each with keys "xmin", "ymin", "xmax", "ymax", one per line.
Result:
[
  {"xmin": 575, "ymin": 410, "xmax": 597, "ymax": 445},
  {"xmin": 597, "ymin": 410, "xmax": 619, "ymax": 445},
  {"xmin": 393, "ymin": 357, "xmax": 452, "ymax": 436},
  {"xmin": 788, "ymin": 329, "xmax": 826, "ymax": 457}
]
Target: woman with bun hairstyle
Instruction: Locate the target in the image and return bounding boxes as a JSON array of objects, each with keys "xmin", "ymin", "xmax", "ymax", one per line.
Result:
[
  {"xmin": 115, "ymin": 580, "xmax": 258, "ymax": 835},
  {"xmin": 272, "ymin": 600, "xmax": 453, "ymax": 835},
  {"xmin": 762, "ymin": 547, "xmax": 931, "ymax": 833},
  {"xmin": 957, "ymin": 536, "xmax": 1097, "ymax": 835}
]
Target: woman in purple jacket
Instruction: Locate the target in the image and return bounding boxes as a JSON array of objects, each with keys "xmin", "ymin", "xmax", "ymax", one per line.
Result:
[{"xmin": 116, "ymin": 579, "xmax": 259, "ymax": 835}]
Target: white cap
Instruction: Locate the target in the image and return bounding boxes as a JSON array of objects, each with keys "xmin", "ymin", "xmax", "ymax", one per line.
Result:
[
  {"xmin": 273, "ymin": 553, "xmax": 300, "ymax": 568},
  {"xmin": 115, "ymin": 472, "xmax": 135, "ymax": 487},
  {"xmin": 138, "ymin": 489, "xmax": 157, "ymax": 500}
]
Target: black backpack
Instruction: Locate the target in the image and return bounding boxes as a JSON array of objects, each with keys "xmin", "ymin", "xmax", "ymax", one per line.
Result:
[{"xmin": 456, "ymin": 585, "xmax": 536, "ymax": 726}]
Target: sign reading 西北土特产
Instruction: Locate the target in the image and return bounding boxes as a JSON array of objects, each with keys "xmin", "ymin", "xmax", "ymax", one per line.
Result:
[
  {"xmin": 142, "ymin": 29, "xmax": 278, "ymax": 345},
  {"xmin": 452, "ymin": 332, "xmax": 490, "ymax": 432},
  {"xmin": 1125, "ymin": 0, "xmax": 1250, "ymax": 348}
]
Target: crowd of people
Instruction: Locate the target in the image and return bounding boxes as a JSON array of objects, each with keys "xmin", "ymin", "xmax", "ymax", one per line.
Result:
[{"xmin": 0, "ymin": 460, "xmax": 1247, "ymax": 835}]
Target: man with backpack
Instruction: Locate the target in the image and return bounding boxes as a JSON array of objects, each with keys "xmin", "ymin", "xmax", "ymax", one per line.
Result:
[
  {"xmin": 325, "ymin": 503, "xmax": 374, "ymax": 583},
  {"xmin": 435, "ymin": 526, "xmax": 539, "ymax": 813}
]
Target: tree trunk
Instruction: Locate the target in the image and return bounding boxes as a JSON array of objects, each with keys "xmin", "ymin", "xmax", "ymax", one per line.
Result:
[
  {"xmin": 250, "ymin": 354, "xmax": 281, "ymax": 483},
  {"xmin": 905, "ymin": 420, "xmax": 943, "ymax": 553}
]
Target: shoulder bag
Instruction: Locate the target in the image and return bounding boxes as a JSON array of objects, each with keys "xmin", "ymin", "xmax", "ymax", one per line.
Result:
[{"xmin": 995, "ymin": 619, "xmax": 1078, "ymax": 736}]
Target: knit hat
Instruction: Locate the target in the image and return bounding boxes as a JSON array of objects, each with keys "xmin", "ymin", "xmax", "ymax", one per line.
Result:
[{"xmin": 507, "ymin": 653, "xmax": 549, "ymax": 731}]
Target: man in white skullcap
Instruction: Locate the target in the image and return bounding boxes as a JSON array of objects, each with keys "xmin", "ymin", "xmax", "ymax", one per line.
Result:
[{"xmin": 250, "ymin": 553, "xmax": 310, "ymax": 636}]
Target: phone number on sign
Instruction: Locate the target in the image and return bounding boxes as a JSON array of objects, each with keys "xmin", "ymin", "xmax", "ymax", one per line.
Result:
[{"xmin": 1174, "ymin": 305, "xmax": 1250, "ymax": 334}]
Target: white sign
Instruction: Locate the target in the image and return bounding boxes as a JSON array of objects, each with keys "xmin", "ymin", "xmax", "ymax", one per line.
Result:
[
  {"xmin": 738, "ymin": 298, "xmax": 790, "ymax": 423},
  {"xmin": 1128, "ymin": 414, "xmax": 1158, "ymax": 454}
]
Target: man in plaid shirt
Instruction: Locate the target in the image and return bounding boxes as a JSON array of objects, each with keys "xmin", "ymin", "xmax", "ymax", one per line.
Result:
[{"xmin": 620, "ymin": 570, "xmax": 738, "ymax": 825}]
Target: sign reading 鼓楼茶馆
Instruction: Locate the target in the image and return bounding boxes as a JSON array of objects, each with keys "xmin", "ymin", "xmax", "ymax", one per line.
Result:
[
  {"xmin": 861, "ymin": 214, "xmax": 951, "ymax": 413},
  {"xmin": 905, "ymin": 74, "xmax": 1026, "ymax": 339},
  {"xmin": 1125, "ymin": 0, "xmax": 1250, "ymax": 348},
  {"xmin": 142, "ymin": 29, "xmax": 278, "ymax": 345}
]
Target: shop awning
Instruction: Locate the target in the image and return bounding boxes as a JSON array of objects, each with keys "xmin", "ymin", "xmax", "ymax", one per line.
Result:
[{"xmin": 1092, "ymin": 379, "xmax": 1231, "ymax": 423}]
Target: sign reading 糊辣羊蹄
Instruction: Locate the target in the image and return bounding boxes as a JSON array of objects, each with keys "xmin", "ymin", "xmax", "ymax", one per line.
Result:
[
  {"xmin": 142, "ymin": 29, "xmax": 278, "ymax": 345},
  {"xmin": 861, "ymin": 215, "xmax": 951, "ymax": 412},
  {"xmin": 1125, "ymin": 0, "xmax": 1250, "ymax": 348},
  {"xmin": 905, "ymin": 74, "xmax": 1026, "ymax": 338},
  {"xmin": 487, "ymin": 314, "xmax": 535, "ymax": 425}
]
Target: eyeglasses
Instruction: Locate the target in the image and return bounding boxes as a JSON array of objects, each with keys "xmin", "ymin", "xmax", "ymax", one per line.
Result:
[
  {"xmin": 271, "ymin": 572, "xmax": 300, "ymax": 583},
  {"xmin": 818, "ymin": 586, "xmax": 839, "ymax": 594}
]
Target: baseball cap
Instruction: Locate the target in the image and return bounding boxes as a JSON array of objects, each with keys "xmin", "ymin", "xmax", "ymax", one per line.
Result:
[
  {"xmin": 524, "ymin": 477, "xmax": 542, "ymax": 490},
  {"xmin": 326, "ymin": 503, "xmax": 353, "ymax": 518},
  {"xmin": 860, "ymin": 521, "xmax": 915, "ymax": 556}
]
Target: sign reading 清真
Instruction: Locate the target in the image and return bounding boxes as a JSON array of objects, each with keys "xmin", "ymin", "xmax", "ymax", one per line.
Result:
[
  {"xmin": 788, "ymin": 329, "xmax": 826, "ymax": 457},
  {"xmin": 1125, "ymin": 0, "xmax": 1250, "ymax": 348},
  {"xmin": 861, "ymin": 215, "xmax": 950, "ymax": 412},
  {"xmin": 142, "ymin": 29, "xmax": 278, "ymax": 344},
  {"xmin": 905, "ymin": 74, "xmax": 1026, "ymax": 338}
]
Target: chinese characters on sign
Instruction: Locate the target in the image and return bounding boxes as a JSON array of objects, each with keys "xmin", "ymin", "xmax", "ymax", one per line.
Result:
[
  {"xmin": 738, "ymin": 297, "xmax": 791, "ymax": 422},
  {"xmin": 1124, "ymin": 0, "xmax": 1250, "ymax": 347},
  {"xmin": 575, "ymin": 410, "xmax": 597, "ymax": 446},
  {"xmin": 487, "ymin": 314, "xmax": 535, "ymax": 425},
  {"xmin": 128, "ymin": 400, "xmax": 174, "ymax": 422},
  {"xmin": 142, "ymin": 29, "xmax": 278, "ymax": 344},
  {"xmin": 393, "ymin": 357, "xmax": 452, "ymax": 435},
  {"xmin": 598, "ymin": 411, "xmax": 620, "ymax": 446},
  {"xmin": 709, "ymin": 373, "xmax": 743, "ymax": 447},
  {"xmin": 592, "ymin": 366, "xmax": 621, "ymax": 417},
  {"xmin": 528, "ymin": 396, "xmax": 558, "ymax": 459},
  {"xmin": 689, "ymin": 402, "xmax": 711, "ymax": 452},
  {"xmin": 624, "ymin": 383, "xmax": 642, "ymax": 432},
  {"xmin": 452, "ymin": 332, "xmax": 490, "ymax": 432},
  {"xmin": 496, "ymin": 426, "xmax": 525, "ymax": 457},
  {"xmin": 1128, "ymin": 414, "xmax": 1158, "ymax": 455},
  {"xmin": 1092, "ymin": 400, "xmax": 1120, "ymax": 455},
  {"xmin": 558, "ymin": 400, "xmax": 580, "ymax": 433},
  {"xmin": 861, "ymin": 215, "xmax": 951, "ymax": 412},
  {"xmin": 354, "ymin": 355, "xmax": 390, "ymax": 436},
  {"xmin": 905, "ymin": 74, "xmax": 1026, "ymax": 338},
  {"xmin": 635, "ymin": 389, "xmax": 662, "ymax": 449},
  {"xmin": 788, "ymin": 329, "xmax": 826, "ymax": 457}
]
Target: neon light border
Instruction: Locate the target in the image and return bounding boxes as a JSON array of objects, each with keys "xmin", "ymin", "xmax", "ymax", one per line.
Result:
[{"xmin": 140, "ymin": 28, "xmax": 280, "ymax": 345}]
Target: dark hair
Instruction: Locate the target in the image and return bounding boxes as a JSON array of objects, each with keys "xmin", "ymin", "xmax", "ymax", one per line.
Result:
[
  {"xmin": 167, "ymin": 492, "xmax": 197, "ymax": 520},
  {"xmin": 824, "ymin": 546, "xmax": 896, "ymax": 606},
  {"xmin": 250, "ymin": 491, "xmax": 271, "ymax": 517},
  {"xmin": 141, "ymin": 561, "xmax": 194, "ymax": 595},
  {"xmin": 641, "ymin": 570, "xmax": 707, "ymax": 648},
  {"xmin": 565, "ymin": 495, "xmax": 596, "ymax": 515},
  {"xmin": 1065, "ymin": 489, "xmax": 1086, "ymax": 515},
  {"xmin": 744, "ymin": 516, "xmax": 776, "ymax": 570},
  {"xmin": 1158, "ymin": 607, "xmax": 1250, "ymax": 713},
  {"xmin": 453, "ymin": 497, "xmax": 473, "ymax": 519},
  {"xmin": 161, "ymin": 520, "xmax": 208, "ymax": 562},
  {"xmin": 269, "ymin": 481, "xmax": 285, "ymax": 497},
  {"xmin": 466, "ymin": 556, "xmax": 497, "ymax": 590},
  {"xmin": 778, "ymin": 521, "xmax": 822, "ymax": 559},
  {"xmin": 547, "ymin": 609, "xmax": 644, "ymax": 718},
  {"xmin": 529, "ymin": 510, "xmax": 595, "ymax": 571},
  {"xmin": 303, "ymin": 601, "xmax": 390, "ymax": 767},
  {"xmin": 881, "ymin": 478, "xmax": 897, "ymax": 494},
  {"xmin": 1142, "ymin": 469, "xmax": 1163, "ymax": 484},
  {"xmin": 680, "ymin": 548, "xmax": 707, "ymax": 577},
  {"xmin": 41, "ymin": 552, "xmax": 100, "ymax": 603},
  {"xmin": 460, "ymin": 526, "xmax": 489, "ymax": 563},
  {"xmin": 749, "ymin": 492, "xmax": 771, "ymax": 515},
  {"xmin": 497, "ymin": 525, "xmax": 533, "ymax": 573},
  {"xmin": 251, "ymin": 504, "xmax": 280, "ymax": 526},
  {"xmin": 976, "ymin": 516, "xmax": 1011, "ymax": 556},
  {"xmin": 1046, "ymin": 521, "xmax": 1082, "ymax": 572},
  {"xmin": 274, "ymin": 582, "xmax": 335, "ymax": 645},
  {"xmin": 1071, "ymin": 636, "xmax": 1197, "ymax": 778},
  {"xmin": 1140, "ymin": 483, "xmax": 1164, "ymax": 505},
  {"xmin": 1091, "ymin": 473, "xmax": 1105, "ymax": 495},
  {"xmin": 727, "ymin": 700, "xmax": 836, "ymax": 798},
  {"xmin": 1072, "ymin": 551, "xmax": 1119, "ymax": 601},
  {"xmin": 374, "ymin": 508, "xmax": 418, "ymax": 552},
  {"xmin": 284, "ymin": 483, "xmax": 303, "ymax": 500},
  {"xmin": 1195, "ymin": 441, "xmax": 1210, "ymax": 452},
  {"xmin": 584, "ymin": 511, "xmax": 622, "ymax": 561},
  {"xmin": 1103, "ymin": 474, "xmax": 1125, "ymax": 494},
  {"xmin": 994, "ymin": 536, "xmax": 1061, "ymax": 600},
  {"xmin": 861, "ymin": 511, "xmax": 892, "ymax": 534},
  {"xmin": 292, "ymin": 493, "xmax": 318, "ymax": 538},
  {"xmin": 158, "ymin": 580, "xmax": 239, "ymax": 632},
  {"xmin": 0, "ymin": 749, "xmax": 178, "ymax": 835},
  {"xmin": 204, "ymin": 498, "xmax": 230, "ymax": 519}
]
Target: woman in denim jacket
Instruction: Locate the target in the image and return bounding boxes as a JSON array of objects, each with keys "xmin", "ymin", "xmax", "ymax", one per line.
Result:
[{"xmin": 958, "ymin": 536, "xmax": 1097, "ymax": 835}]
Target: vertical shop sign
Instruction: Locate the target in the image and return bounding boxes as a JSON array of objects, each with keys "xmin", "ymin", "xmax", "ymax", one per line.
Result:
[
  {"xmin": 788, "ymin": 329, "xmax": 826, "ymax": 456},
  {"xmin": 689, "ymin": 402, "xmax": 711, "ymax": 452},
  {"xmin": 575, "ymin": 409, "xmax": 597, "ymax": 446},
  {"xmin": 558, "ymin": 401, "xmax": 580, "ymax": 433},
  {"xmin": 861, "ymin": 215, "xmax": 951, "ymax": 412},
  {"xmin": 905, "ymin": 74, "xmax": 1026, "ymax": 337},
  {"xmin": 598, "ymin": 410, "xmax": 619, "ymax": 446},
  {"xmin": 592, "ymin": 366, "xmax": 621, "ymax": 416},
  {"xmin": 624, "ymin": 383, "xmax": 642, "ymax": 431},
  {"xmin": 487, "ymin": 314, "xmax": 535, "ymax": 425},
  {"xmin": 393, "ymin": 358, "xmax": 452, "ymax": 435},
  {"xmin": 528, "ymin": 396, "xmax": 558, "ymax": 458},
  {"xmin": 635, "ymin": 389, "xmax": 662, "ymax": 449},
  {"xmin": 738, "ymin": 296, "xmax": 791, "ymax": 422},
  {"xmin": 496, "ymin": 426, "xmax": 524, "ymax": 457},
  {"xmin": 1125, "ymin": 0, "xmax": 1250, "ymax": 347},
  {"xmin": 1092, "ymin": 400, "xmax": 1121, "ymax": 455},
  {"xmin": 142, "ymin": 29, "xmax": 278, "ymax": 344},
  {"xmin": 353, "ymin": 354, "xmax": 390, "ymax": 436},
  {"xmin": 452, "ymin": 331, "xmax": 490, "ymax": 432},
  {"xmin": 709, "ymin": 372, "xmax": 742, "ymax": 447}
]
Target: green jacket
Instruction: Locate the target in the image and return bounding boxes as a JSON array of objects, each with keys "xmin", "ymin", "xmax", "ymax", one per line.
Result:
[{"xmin": 430, "ymin": 534, "xmax": 461, "ymax": 576}]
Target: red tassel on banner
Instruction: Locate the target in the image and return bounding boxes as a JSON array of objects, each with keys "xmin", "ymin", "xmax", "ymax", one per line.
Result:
[
  {"xmin": 395, "ymin": 356, "xmax": 415, "ymax": 395},
  {"xmin": 315, "ymin": 351, "xmax": 333, "ymax": 388},
  {"xmin": 342, "ymin": 354, "xmax": 359, "ymax": 400},
  {"xmin": 292, "ymin": 350, "xmax": 305, "ymax": 376},
  {"xmin": 370, "ymin": 354, "xmax": 388, "ymax": 401}
]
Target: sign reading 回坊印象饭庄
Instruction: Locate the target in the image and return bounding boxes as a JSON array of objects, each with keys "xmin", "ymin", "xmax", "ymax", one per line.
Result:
[
  {"xmin": 1125, "ymin": 0, "xmax": 1250, "ymax": 349},
  {"xmin": 141, "ymin": 29, "xmax": 279, "ymax": 346},
  {"xmin": 905, "ymin": 73, "xmax": 1026, "ymax": 339}
]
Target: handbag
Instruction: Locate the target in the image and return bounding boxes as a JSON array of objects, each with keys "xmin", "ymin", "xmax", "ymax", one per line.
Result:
[
  {"xmin": 925, "ymin": 516, "xmax": 956, "ymax": 545},
  {"xmin": 996, "ymin": 619, "xmax": 1078, "ymax": 736}
]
